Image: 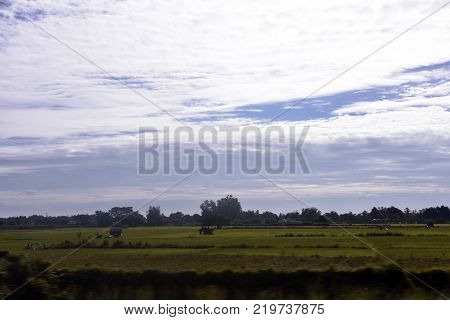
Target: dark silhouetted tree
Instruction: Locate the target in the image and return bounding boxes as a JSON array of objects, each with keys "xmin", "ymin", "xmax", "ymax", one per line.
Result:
[
  {"xmin": 124, "ymin": 212, "xmax": 146, "ymax": 227},
  {"xmin": 169, "ymin": 212, "xmax": 184, "ymax": 226},
  {"xmin": 146, "ymin": 206, "xmax": 164, "ymax": 226},
  {"xmin": 201, "ymin": 195, "xmax": 242, "ymax": 227},
  {"xmin": 300, "ymin": 207, "xmax": 322, "ymax": 222},
  {"xmin": 200, "ymin": 200, "xmax": 218, "ymax": 226},
  {"xmin": 95, "ymin": 211, "xmax": 113, "ymax": 227},
  {"xmin": 216, "ymin": 195, "xmax": 242, "ymax": 223},
  {"xmin": 260, "ymin": 211, "xmax": 278, "ymax": 225}
]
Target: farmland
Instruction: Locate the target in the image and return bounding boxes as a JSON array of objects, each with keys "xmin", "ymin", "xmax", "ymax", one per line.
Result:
[{"xmin": 1, "ymin": 225, "xmax": 450, "ymax": 272}]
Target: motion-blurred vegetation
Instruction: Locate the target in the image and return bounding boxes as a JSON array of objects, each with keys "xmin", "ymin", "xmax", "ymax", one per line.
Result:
[{"xmin": 1, "ymin": 252, "xmax": 449, "ymax": 299}]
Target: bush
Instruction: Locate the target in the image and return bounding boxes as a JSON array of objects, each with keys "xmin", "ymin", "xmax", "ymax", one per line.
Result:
[
  {"xmin": 356, "ymin": 232, "xmax": 404, "ymax": 237},
  {"xmin": 275, "ymin": 233, "xmax": 326, "ymax": 237}
]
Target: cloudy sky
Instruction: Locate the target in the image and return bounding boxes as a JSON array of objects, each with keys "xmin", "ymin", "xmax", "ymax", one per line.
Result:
[{"xmin": 0, "ymin": 0, "xmax": 449, "ymax": 216}]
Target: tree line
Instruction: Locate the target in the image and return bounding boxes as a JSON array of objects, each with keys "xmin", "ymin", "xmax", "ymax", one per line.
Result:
[{"xmin": 1, "ymin": 195, "xmax": 450, "ymax": 228}]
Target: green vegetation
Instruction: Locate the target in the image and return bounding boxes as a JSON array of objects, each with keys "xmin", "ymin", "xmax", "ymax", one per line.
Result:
[
  {"xmin": 1, "ymin": 225, "xmax": 450, "ymax": 299},
  {"xmin": 1, "ymin": 225, "xmax": 450, "ymax": 272},
  {"xmin": 1, "ymin": 254, "xmax": 449, "ymax": 299}
]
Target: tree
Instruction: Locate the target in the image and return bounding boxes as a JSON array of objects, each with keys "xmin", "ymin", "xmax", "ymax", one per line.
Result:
[
  {"xmin": 418, "ymin": 206, "xmax": 450, "ymax": 223},
  {"xmin": 200, "ymin": 195, "xmax": 242, "ymax": 227},
  {"xmin": 72, "ymin": 214, "xmax": 96, "ymax": 226},
  {"xmin": 106, "ymin": 207, "xmax": 142, "ymax": 226},
  {"xmin": 200, "ymin": 200, "xmax": 218, "ymax": 226},
  {"xmin": 285, "ymin": 211, "xmax": 300, "ymax": 221},
  {"xmin": 124, "ymin": 212, "xmax": 146, "ymax": 227},
  {"xmin": 260, "ymin": 211, "xmax": 278, "ymax": 225},
  {"xmin": 300, "ymin": 207, "xmax": 322, "ymax": 222},
  {"xmin": 146, "ymin": 206, "xmax": 164, "ymax": 226},
  {"xmin": 216, "ymin": 195, "xmax": 242, "ymax": 223},
  {"xmin": 95, "ymin": 210, "xmax": 113, "ymax": 227},
  {"xmin": 385, "ymin": 206, "xmax": 404, "ymax": 222},
  {"xmin": 169, "ymin": 212, "xmax": 184, "ymax": 226},
  {"xmin": 324, "ymin": 211, "xmax": 339, "ymax": 223}
]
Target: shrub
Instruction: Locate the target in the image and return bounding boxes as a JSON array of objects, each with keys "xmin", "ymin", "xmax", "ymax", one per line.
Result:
[{"xmin": 356, "ymin": 232, "xmax": 404, "ymax": 237}]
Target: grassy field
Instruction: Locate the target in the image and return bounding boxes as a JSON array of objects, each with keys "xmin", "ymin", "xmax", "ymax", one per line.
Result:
[{"xmin": 1, "ymin": 225, "xmax": 450, "ymax": 272}]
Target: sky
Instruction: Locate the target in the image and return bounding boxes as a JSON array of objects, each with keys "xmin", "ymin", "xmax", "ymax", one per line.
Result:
[{"xmin": 0, "ymin": 0, "xmax": 449, "ymax": 216}]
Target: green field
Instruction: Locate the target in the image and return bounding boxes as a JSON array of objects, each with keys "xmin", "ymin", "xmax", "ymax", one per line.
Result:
[{"xmin": 1, "ymin": 225, "xmax": 450, "ymax": 272}]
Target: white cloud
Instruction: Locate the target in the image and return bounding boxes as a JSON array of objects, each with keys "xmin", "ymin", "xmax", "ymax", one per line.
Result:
[
  {"xmin": 1, "ymin": 0, "xmax": 450, "ymax": 215},
  {"xmin": 1, "ymin": 0, "xmax": 449, "ymax": 137}
]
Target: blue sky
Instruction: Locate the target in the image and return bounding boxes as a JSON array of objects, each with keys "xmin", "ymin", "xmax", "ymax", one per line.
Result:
[{"xmin": 0, "ymin": 0, "xmax": 449, "ymax": 216}]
